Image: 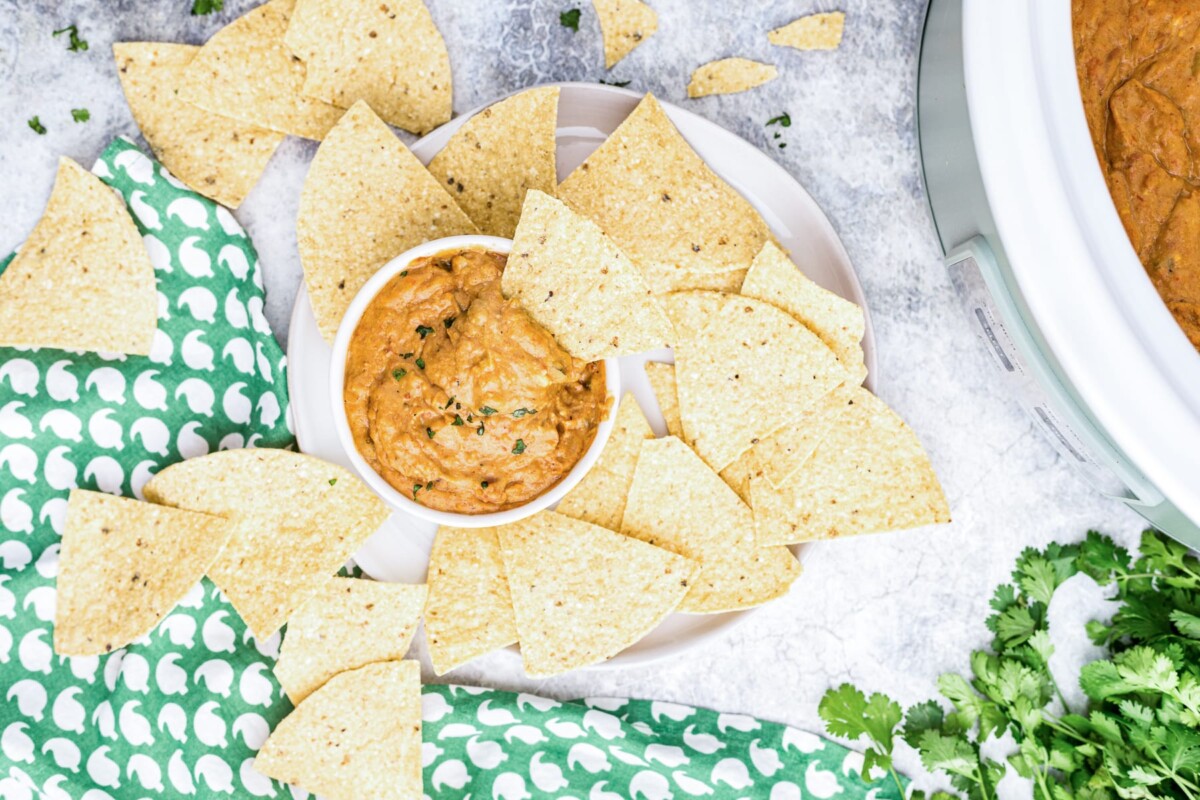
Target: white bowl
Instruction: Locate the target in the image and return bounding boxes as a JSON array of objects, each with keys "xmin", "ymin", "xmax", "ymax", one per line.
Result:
[{"xmin": 329, "ymin": 234, "xmax": 621, "ymax": 529}]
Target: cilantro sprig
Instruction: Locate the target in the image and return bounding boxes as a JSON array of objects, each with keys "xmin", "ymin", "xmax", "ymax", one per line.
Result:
[
  {"xmin": 820, "ymin": 530, "xmax": 1200, "ymax": 800},
  {"xmin": 52, "ymin": 25, "xmax": 88, "ymax": 52},
  {"xmin": 560, "ymin": 8, "xmax": 582, "ymax": 31}
]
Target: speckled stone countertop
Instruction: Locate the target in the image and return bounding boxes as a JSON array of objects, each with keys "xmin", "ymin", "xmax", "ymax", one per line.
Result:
[{"xmin": 0, "ymin": 0, "xmax": 1147, "ymax": 794}]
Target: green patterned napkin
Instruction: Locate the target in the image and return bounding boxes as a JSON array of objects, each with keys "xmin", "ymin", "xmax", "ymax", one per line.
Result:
[{"xmin": 0, "ymin": 138, "xmax": 896, "ymax": 800}]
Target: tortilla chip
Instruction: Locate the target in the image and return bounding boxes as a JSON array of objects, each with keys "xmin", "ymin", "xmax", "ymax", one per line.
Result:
[
  {"xmin": 0, "ymin": 157, "xmax": 156, "ymax": 355},
  {"xmin": 768, "ymin": 12, "xmax": 846, "ymax": 51},
  {"xmin": 497, "ymin": 510, "xmax": 696, "ymax": 677},
  {"xmin": 559, "ymin": 94, "xmax": 774, "ymax": 293},
  {"xmin": 504, "ymin": 189, "xmax": 673, "ymax": 360},
  {"xmin": 593, "ymin": 0, "xmax": 658, "ymax": 68},
  {"xmin": 424, "ymin": 526, "xmax": 518, "ymax": 675},
  {"xmin": 666, "ymin": 291, "xmax": 846, "ymax": 472},
  {"xmin": 753, "ymin": 386, "xmax": 950, "ymax": 545},
  {"xmin": 741, "ymin": 242, "xmax": 867, "ymax": 384},
  {"xmin": 687, "ymin": 58, "xmax": 778, "ymax": 98},
  {"xmin": 298, "ymin": 100, "xmax": 478, "ymax": 342},
  {"xmin": 643, "ymin": 362, "xmax": 683, "ymax": 439},
  {"xmin": 142, "ymin": 449, "xmax": 391, "ymax": 639},
  {"xmin": 717, "ymin": 445, "xmax": 766, "ymax": 506},
  {"xmin": 557, "ymin": 393, "xmax": 654, "ymax": 529},
  {"xmin": 621, "ymin": 437, "xmax": 801, "ymax": 613},
  {"xmin": 255, "ymin": 661, "xmax": 421, "ymax": 800},
  {"xmin": 274, "ymin": 578, "xmax": 426, "ymax": 703},
  {"xmin": 283, "ymin": 0, "xmax": 452, "ymax": 134},
  {"xmin": 179, "ymin": 0, "xmax": 344, "ymax": 140},
  {"xmin": 54, "ymin": 490, "xmax": 231, "ymax": 656},
  {"xmin": 113, "ymin": 43, "xmax": 284, "ymax": 208},
  {"xmin": 427, "ymin": 87, "xmax": 559, "ymax": 237}
]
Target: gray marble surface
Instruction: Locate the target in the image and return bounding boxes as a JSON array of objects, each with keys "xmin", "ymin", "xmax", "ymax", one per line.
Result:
[{"xmin": 0, "ymin": 0, "xmax": 1148, "ymax": 794}]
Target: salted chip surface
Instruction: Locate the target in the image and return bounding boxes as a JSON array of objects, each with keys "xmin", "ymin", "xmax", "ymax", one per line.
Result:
[
  {"xmin": 769, "ymin": 12, "xmax": 846, "ymax": 51},
  {"xmin": 427, "ymin": 87, "xmax": 559, "ymax": 238},
  {"xmin": 559, "ymin": 94, "xmax": 774, "ymax": 293},
  {"xmin": 113, "ymin": 42, "xmax": 284, "ymax": 208},
  {"xmin": 255, "ymin": 660, "xmax": 421, "ymax": 800},
  {"xmin": 284, "ymin": 0, "xmax": 452, "ymax": 134},
  {"xmin": 179, "ymin": 0, "xmax": 343, "ymax": 140},
  {"xmin": 497, "ymin": 510, "xmax": 696, "ymax": 677},
  {"xmin": 142, "ymin": 449, "xmax": 391, "ymax": 639},
  {"xmin": 504, "ymin": 189, "xmax": 673, "ymax": 361},
  {"xmin": 753, "ymin": 386, "xmax": 950, "ymax": 545},
  {"xmin": 593, "ymin": 0, "xmax": 658, "ymax": 68},
  {"xmin": 274, "ymin": 578, "xmax": 426, "ymax": 703},
  {"xmin": 298, "ymin": 101, "xmax": 477, "ymax": 342},
  {"xmin": 741, "ymin": 242, "xmax": 867, "ymax": 384},
  {"xmin": 54, "ymin": 490, "xmax": 231, "ymax": 656},
  {"xmin": 621, "ymin": 437, "xmax": 801, "ymax": 613},
  {"xmin": 687, "ymin": 58, "xmax": 779, "ymax": 98},
  {"xmin": 425, "ymin": 526, "xmax": 518, "ymax": 675},
  {"xmin": 557, "ymin": 393, "xmax": 654, "ymax": 529},
  {"xmin": 643, "ymin": 361, "xmax": 683, "ymax": 439},
  {"xmin": 0, "ymin": 157, "xmax": 156, "ymax": 355},
  {"xmin": 667, "ymin": 291, "xmax": 846, "ymax": 472}
]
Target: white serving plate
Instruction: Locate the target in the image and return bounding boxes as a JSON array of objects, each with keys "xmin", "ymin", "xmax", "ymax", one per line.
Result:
[{"xmin": 286, "ymin": 82, "xmax": 876, "ymax": 671}]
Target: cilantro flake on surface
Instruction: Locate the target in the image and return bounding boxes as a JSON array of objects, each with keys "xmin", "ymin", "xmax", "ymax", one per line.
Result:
[
  {"xmin": 52, "ymin": 25, "xmax": 88, "ymax": 52},
  {"xmin": 28, "ymin": 117, "xmax": 46, "ymax": 135},
  {"xmin": 71, "ymin": 108, "xmax": 89, "ymax": 123},
  {"xmin": 560, "ymin": 8, "xmax": 581, "ymax": 31},
  {"xmin": 766, "ymin": 112, "xmax": 791, "ymax": 128},
  {"xmin": 512, "ymin": 439, "xmax": 526, "ymax": 455},
  {"xmin": 191, "ymin": 0, "xmax": 225, "ymax": 15}
]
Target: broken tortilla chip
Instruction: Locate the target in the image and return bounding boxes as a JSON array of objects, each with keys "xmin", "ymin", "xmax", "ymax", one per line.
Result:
[
  {"xmin": 142, "ymin": 449, "xmax": 391, "ymax": 639},
  {"xmin": 687, "ymin": 58, "xmax": 778, "ymax": 98},
  {"xmin": 557, "ymin": 393, "xmax": 654, "ymax": 529},
  {"xmin": 504, "ymin": 189, "xmax": 673, "ymax": 360},
  {"xmin": 559, "ymin": 94, "xmax": 774, "ymax": 293},
  {"xmin": 0, "ymin": 157, "xmax": 157, "ymax": 355},
  {"xmin": 643, "ymin": 362, "xmax": 683, "ymax": 439},
  {"xmin": 666, "ymin": 291, "xmax": 847, "ymax": 472},
  {"xmin": 274, "ymin": 578, "xmax": 426, "ymax": 703},
  {"xmin": 593, "ymin": 0, "xmax": 658, "ymax": 68},
  {"xmin": 622, "ymin": 437, "xmax": 801, "ymax": 613},
  {"xmin": 424, "ymin": 526, "xmax": 518, "ymax": 675},
  {"xmin": 298, "ymin": 100, "xmax": 478, "ymax": 342},
  {"xmin": 179, "ymin": 0, "xmax": 344, "ymax": 140},
  {"xmin": 427, "ymin": 87, "xmax": 559, "ymax": 238},
  {"xmin": 54, "ymin": 490, "xmax": 232, "ymax": 656},
  {"xmin": 255, "ymin": 660, "xmax": 421, "ymax": 800},
  {"xmin": 497, "ymin": 510, "xmax": 696, "ymax": 677},
  {"xmin": 769, "ymin": 12, "xmax": 846, "ymax": 51},
  {"xmin": 113, "ymin": 42, "xmax": 284, "ymax": 208},
  {"xmin": 741, "ymin": 242, "xmax": 867, "ymax": 384},
  {"xmin": 283, "ymin": 0, "xmax": 452, "ymax": 134},
  {"xmin": 753, "ymin": 386, "xmax": 950, "ymax": 545}
]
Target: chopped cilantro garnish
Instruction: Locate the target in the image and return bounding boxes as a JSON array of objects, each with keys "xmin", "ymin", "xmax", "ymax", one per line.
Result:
[
  {"xmin": 425, "ymin": 481, "xmax": 433, "ymax": 490},
  {"xmin": 481, "ymin": 481, "xmax": 489, "ymax": 489},
  {"xmin": 401, "ymin": 352, "xmax": 414, "ymax": 359},
  {"xmin": 512, "ymin": 439, "xmax": 527, "ymax": 455},
  {"xmin": 27, "ymin": 117, "xmax": 46, "ymax": 135},
  {"xmin": 70, "ymin": 108, "xmax": 89, "ymax": 123},
  {"xmin": 400, "ymin": 270, "xmax": 409, "ymax": 277},
  {"xmin": 416, "ymin": 324, "xmax": 434, "ymax": 339},
  {"xmin": 779, "ymin": 142, "xmax": 787, "ymax": 149},
  {"xmin": 476, "ymin": 423, "xmax": 485, "ymax": 436},
  {"xmin": 443, "ymin": 317, "xmax": 455, "ymax": 329},
  {"xmin": 412, "ymin": 483, "xmax": 422, "ymax": 499},
  {"xmin": 480, "ymin": 406, "xmax": 497, "ymax": 416},
  {"xmin": 392, "ymin": 368, "xmax": 407, "ymax": 380},
  {"xmin": 452, "ymin": 414, "xmax": 464, "ymax": 426},
  {"xmin": 560, "ymin": 8, "xmax": 581, "ymax": 31},
  {"xmin": 444, "ymin": 396, "xmax": 455, "ymax": 408},
  {"xmin": 415, "ymin": 357, "xmax": 425, "ymax": 369},
  {"xmin": 766, "ymin": 112, "xmax": 791, "ymax": 128},
  {"xmin": 426, "ymin": 427, "xmax": 435, "ymax": 439},
  {"xmin": 512, "ymin": 407, "xmax": 537, "ymax": 418},
  {"xmin": 53, "ymin": 25, "xmax": 88, "ymax": 52},
  {"xmin": 328, "ymin": 478, "xmax": 337, "ymax": 486},
  {"xmin": 190, "ymin": 0, "xmax": 225, "ymax": 14}
]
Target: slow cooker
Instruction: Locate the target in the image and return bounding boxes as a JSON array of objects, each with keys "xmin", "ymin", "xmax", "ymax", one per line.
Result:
[{"xmin": 917, "ymin": 0, "xmax": 1200, "ymax": 547}]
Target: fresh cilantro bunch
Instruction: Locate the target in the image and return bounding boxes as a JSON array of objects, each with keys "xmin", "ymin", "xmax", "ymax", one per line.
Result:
[{"xmin": 820, "ymin": 530, "xmax": 1200, "ymax": 800}]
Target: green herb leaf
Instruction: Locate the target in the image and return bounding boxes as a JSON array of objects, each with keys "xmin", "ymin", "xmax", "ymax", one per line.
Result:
[
  {"xmin": 327, "ymin": 478, "xmax": 337, "ymax": 486},
  {"xmin": 512, "ymin": 407, "xmax": 537, "ymax": 418},
  {"xmin": 191, "ymin": 0, "xmax": 225, "ymax": 14},
  {"xmin": 27, "ymin": 117, "xmax": 46, "ymax": 135},
  {"xmin": 416, "ymin": 324, "xmax": 434, "ymax": 339},
  {"xmin": 443, "ymin": 317, "xmax": 455, "ymax": 329},
  {"xmin": 70, "ymin": 108, "xmax": 89, "ymax": 123},
  {"xmin": 426, "ymin": 427, "xmax": 435, "ymax": 439},
  {"xmin": 480, "ymin": 406, "xmax": 497, "ymax": 416},
  {"xmin": 412, "ymin": 483, "xmax": 422, "ymax": 499},
  {"xmin": 766, "ymin": 112, "xmax": 791, "ymax": 128},
  {"xmin": 560, "ymin": 8, "xmax": 582, "ymax": 31},
  {"xmin": 53, "ymin": 25, "xmax": 88, "ymax": 52},
  {"xmin": 481, "ymin": 481, "xmax": 488, "ymax": 489},
  {"xmin": 444, "ymin": 396, "xmax": 455, "ymax": 409},
  {"xmin": 392, "ymin": 368, "xmax": 407, "ymax": 380},
  {"xmin": 476, "ymin": 423, "xmax": 485, "ymax": 436},
  {"xmin": 415, "ymin": 357, "xmax": 425, "ymax": 370},
  {"xmin": 452, "ymin": 415, "xmax": 464, "ymax": 426},
  {"xmin": 512, "ymin": 439, "xmax": 527, "ymax": 455}
]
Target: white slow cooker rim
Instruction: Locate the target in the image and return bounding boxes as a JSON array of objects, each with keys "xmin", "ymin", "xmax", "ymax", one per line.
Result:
[{"xmin": 962, "ymin": 0, "xmax": 1200, "ymax": 521}]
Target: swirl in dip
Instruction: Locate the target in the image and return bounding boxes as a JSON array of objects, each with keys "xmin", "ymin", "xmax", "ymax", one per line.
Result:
[{"xmin": 343, "ymin": 247, "xmax": 608, "ymax": 513}]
